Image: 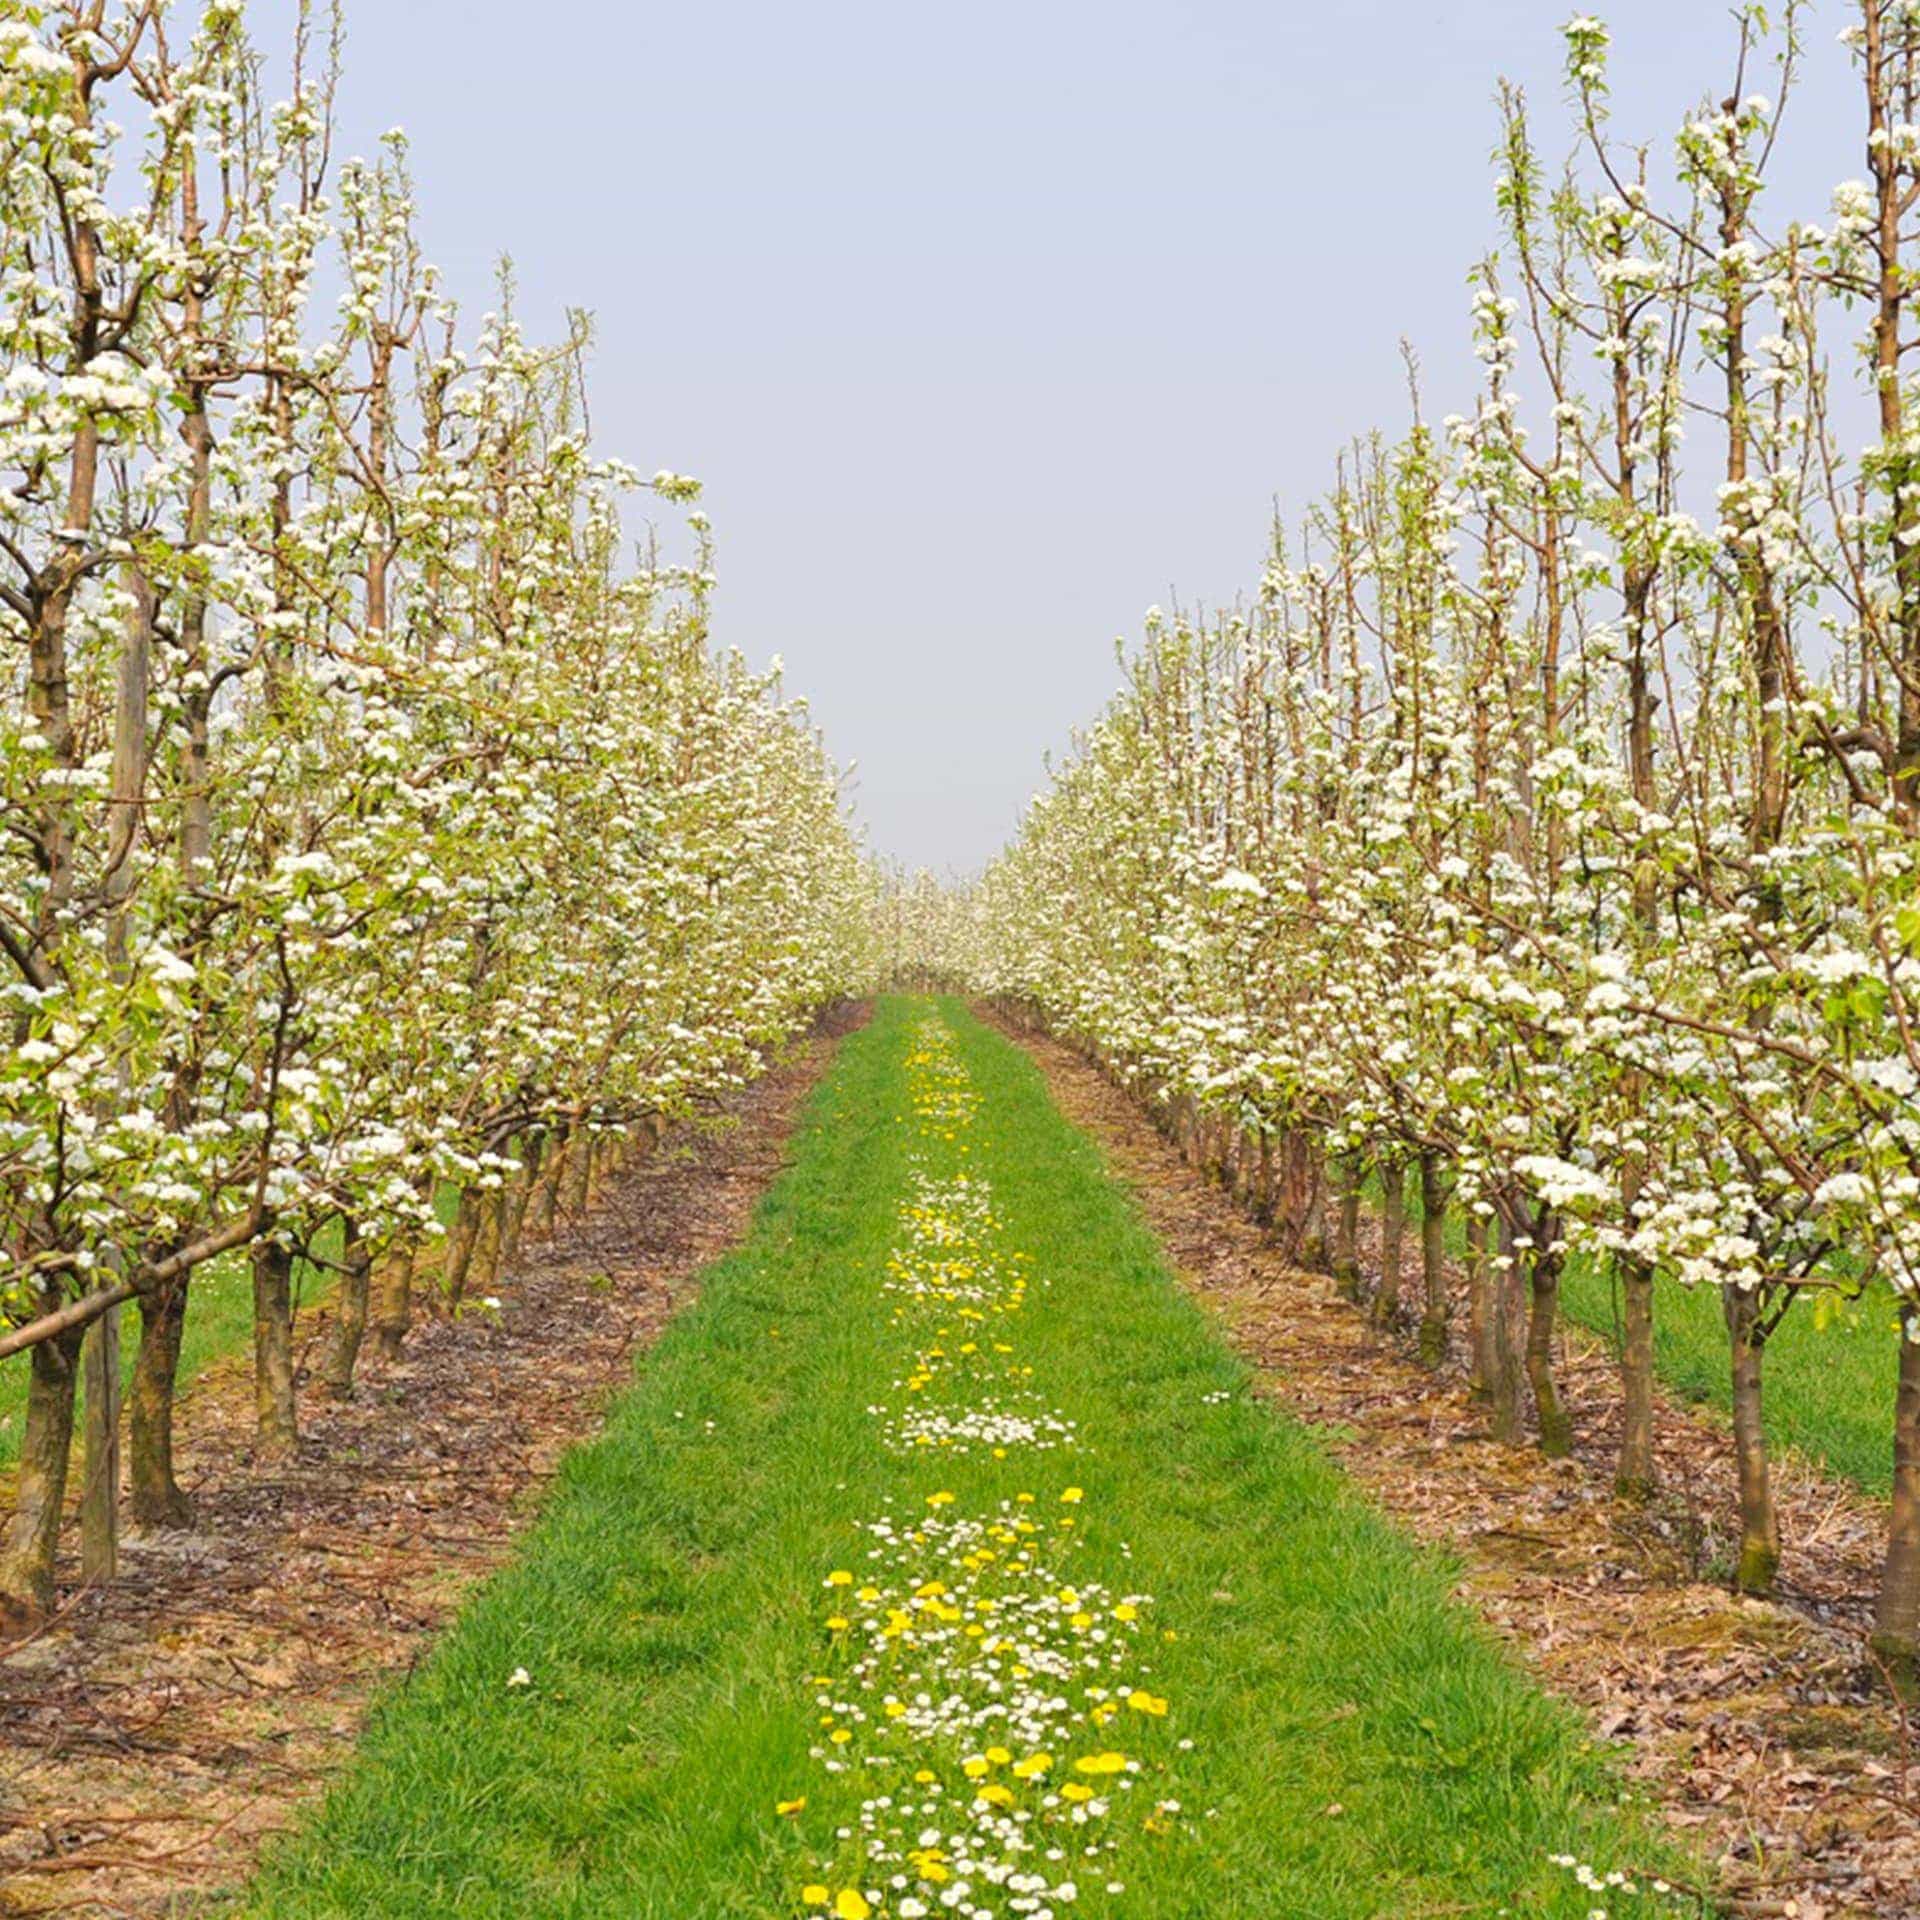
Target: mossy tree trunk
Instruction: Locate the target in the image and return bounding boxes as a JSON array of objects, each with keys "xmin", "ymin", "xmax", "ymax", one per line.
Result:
[
  {"xmin": 129, "ymin": 1272, "xmax": 193, "ymax": 1528},
  {"xmin": 1616, "ymin": 1251, "xmax": 1658, "ymax": 1502},
  {"xmin": 0, "ymin": 1320, "xmax": 87, "ymax": 1625},
  {"xmin": 251, "ymin": 1238, "xmax": 298, "ymax": 1459},
  {"xmin": 1724, "ymin": 1283, "xmax": 1780, "ymax": 1595},
  {"xmin": 1333, "ymin": 1158, "xmax": 1362, "ymax": 1303},
  {"xmin": 1874, "ymin": 1312, "xmax": 1920, "ymax": 1696},
  {"xmin": 324, "ymin": 1219, "xmax": 372, "ymax": 1400},
  {"xmin": 1466, "ymin": 1212, "xmax": 1492, "ymax": 1408},
  {"xmin": 499, "ymin": 1132, "xmax": 543, "ymax": 1272},
  {"xmin": 1524, "ymin": 1214, "xmax": 1573, "ymax": 1459},
  {"xmin": 1373, "ymin": 1157, "xmax": 1405, "ymax": 1329},
  {"xmin": 441, "ymin": 1187, "xmax": 483, "ymax": 1306},
  {"xmin": 1418, "ymin": 1151, "xmax": 1449, "ymax": 1367},
  {"xmin": 1489, "ymin": 1210, "xmax": 1526, "ymax": 1443},
  {"xmin": 371, "ymin": 1243, "xmax": 415, "ymax": 1364}
]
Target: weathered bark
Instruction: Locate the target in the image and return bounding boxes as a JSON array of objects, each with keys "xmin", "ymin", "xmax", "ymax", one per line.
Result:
[
  {"xmin": 467, "ymin": 1193, "xmax": 504, "ymax": 1296},
  {"xmin": 323, "ymin": 1220, "xmax": 371, "ymax": 1400},
  {"xmin": 441, "ymin": 1187, "xmax": 482, "ymax": 1305},
  {"xmin": 129, "ymin": 1276, "xmax": 192, "ymax": 1529},
  {"xmin": 371, "ymin": 1244, "xmax": 415, "ymax": 1364},
  {"xmin": 1250, "ymin": 1129, "xmax": 1274, "ymax": 1227},
  {"xmin": 498, "ymin": 1133, "xmax": 544, "ymax": 1271},
  {"xmin": 1466, "ymin": 1213, "xmax": 1493, "ymax": 1407},
  {"xmin": 1616, "ymin": 1252, "xmax": 1658, "ymax": 1503},
  {"xmin": 1874, "ymin": 1313, "xmax": 1920, "ymax": 1696},
  {"xmin": 1724, "ymin": 1285, "xmax": 1780, "ymax": 1595},
  {"xmin": 1333, "ymin": 1160, "xmax": 1362, "ymax": 1302},
  {"xmin": 563, "ymin": 1130, "xmax": 594, "ymax": 1219},
  {"xmin": 532, "ymin": 1125, "xmax": 569, "ymax": 1237},
  {"xmin": 80, "ymin": 1308, "xmax": 120, "ymax": 1583},
  {"xmin": 73, "ymin": 566, "xmax": 153, "ymax": 1583},
  {"xmin": 1373, "ymin": 1158, "xmax": 1405, "ymax": 1328},
  {"xmin": 1488, "ymin": 1212, "xmax": 1526, "ymax": 1443},
  {"xmin": 1297, "ymin": 1142, "xmax": 1328, "ymax": 1269},
  {"xmin": 1417, "ymin": 1151, "xmax": 1449, "ymax": 1368},
  {"xmin": 0, "ymin": 1323, "xmax": 87, "ymax": 1625},
  {"xmin": 251, "ymin": 1239, "xmax": 297, "ymax": 1459},
  {"xmin": 1525, "ymin": 1226, "xmax": 1573, "ymax": 1459}
]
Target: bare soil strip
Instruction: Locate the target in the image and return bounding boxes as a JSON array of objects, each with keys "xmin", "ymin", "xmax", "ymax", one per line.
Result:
[
  {"xmin": 986, "ymin": 1008, "xmax": 1920, "ymax": 1920},
  {"xmin": 0, "ymin": 1009, "xmax": 864, "ymax": 1919}
]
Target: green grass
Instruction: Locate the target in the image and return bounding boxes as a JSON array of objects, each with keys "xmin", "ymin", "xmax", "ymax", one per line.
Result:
[
  {"xmin": 1378, "ymin": 1167, "xmax": 1902, "ymax": 1499},
  {"xmin": 0, "ymin": 1189, "xmax": 459, "ymax": 1474},
  {"xmin": 233, "ymin": 996, "xmax": 1691, "ymax": 1920}
]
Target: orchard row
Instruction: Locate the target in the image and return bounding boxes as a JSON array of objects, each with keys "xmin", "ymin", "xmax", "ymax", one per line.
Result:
[
  {"xmin": 0, "ymin": 4, "xmax": 879, "ymax": 1622},
  {"xmin": 927, "ymin": 7, "xmax": 1920, "ymax": 1685}
]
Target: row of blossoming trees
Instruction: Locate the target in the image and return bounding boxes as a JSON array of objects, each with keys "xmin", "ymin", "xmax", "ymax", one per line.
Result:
[
  {"xmin": 945, "ymin": 3, "xmax": 1920, "ymax": 1685},
  {"xmin": 0, "ymin": 0, "xmax": 879, "ymax": 1627}
]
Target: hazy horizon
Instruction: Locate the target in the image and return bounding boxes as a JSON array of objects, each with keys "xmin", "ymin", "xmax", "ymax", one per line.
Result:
[{"xmin": 285, "ymin": 0, "xmax": 1868, "ymax": 874}]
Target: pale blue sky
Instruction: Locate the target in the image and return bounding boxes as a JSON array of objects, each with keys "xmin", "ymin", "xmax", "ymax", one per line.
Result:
[{"xmin": 295, "ymin": 1, "xmax": 1863, "ymax": 871}]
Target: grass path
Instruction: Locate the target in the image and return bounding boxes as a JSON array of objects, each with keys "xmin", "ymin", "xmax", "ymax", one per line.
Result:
[{"xmin": 236, "ymin": 997, "xmax": 1688, "ymax": 1920}]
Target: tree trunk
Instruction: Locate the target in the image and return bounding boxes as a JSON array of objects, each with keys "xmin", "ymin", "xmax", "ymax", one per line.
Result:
[
  {"xmin": 129, "ymin": 1275, "xmax": 192, "ymax": 1529},
  {"xmin": 1334, "ymin": 1160, "xmax": 1362, "ymax": 1302},
  {"xmin": 564, "ymin": 1130, "xmax": 594, "ymax": 1220},
  {"xmin": 1417, "ymin": 1151, "xmax": 1448, "ymax": 1367},
  {"xmin": 371, "ymin": 1244, "xmax": 415, "ymax": 1364},
  {"xmin": 533, "ymin": 1125, "xmax": 568, "ymax": 1237},
  {"xmin": 1374, "ymin": 1158, "xmax": 1405, "ymax": 1328},
  {"xmin": 80, "ymin": 1305, "xmax": 120, "ymax": 1583},
  {"xmin": 323, "ymin": 1220, "xmax": 371, "ymax": 1400},
  {"xmin": 1616, "ymin": 1253, "xmax": 1658, "ymax": 1503},
  {"xmin": 0, "ymin": 1323, "xmax": 87, "ymax": 1626},
  {"xmin": 251, "ymin": 1238, "xmax": 298, "ymax": 1459},
  {"xmin": 1873, "ymin": 1311, "xmax": 1920, "ymax": 1696},
  {"xmin": 1298, "ymin": 1146, "xmax": 1328, "ymax": 1269},
  {"xmin": 498, "ymin": 1133, "xmax": 544, "ymax": 1272},
  {"xmin": 1251, "ymin": 1129, "xmax": 1274, "ymax": 1226},
  {"xmin": 1525, "ymin": 1231, "xmax": 1573, "ymax": 1458},
  {"xmin": 468, "ymin": 1193, "xmax": 504, "ymax": 1296},
  {"xmin": 1466, "ymin": 1213, "xmax": 1493, "ymax": 1408},
  {"xmin": 1724, "ymin": 1284, "xmax": 1780, "ymax": 1595},
  {"xmin": 441, "ymin": 1187, "xmax": 482, "ymax": 1305},
  {"xmin": 1489, "ymin": 1212, "xmax": 1525, "ymax": 1442}
]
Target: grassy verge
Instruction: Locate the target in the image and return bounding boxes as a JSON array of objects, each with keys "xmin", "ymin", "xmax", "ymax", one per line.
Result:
[
  {"xmin": 234, "ymin": 996, "xmax": 1690, "ymax": 1920},
  {"xmin": 1375, "ymin": 1170, "xmax": 1900, "ymax": 1498},
  {"xmin": 0, "ymin": 1189, "xmax": 459, "ymax": 1474}
]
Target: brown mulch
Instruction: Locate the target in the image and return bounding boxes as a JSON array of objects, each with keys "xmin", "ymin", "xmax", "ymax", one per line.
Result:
[
  {"xmin": 0, "ymin": 1004, "xmax": 865, "ymax": 1918},
  {"xmin": 984, "ymin": 1006, "xmax": 1920, "ymax": 1920}
]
